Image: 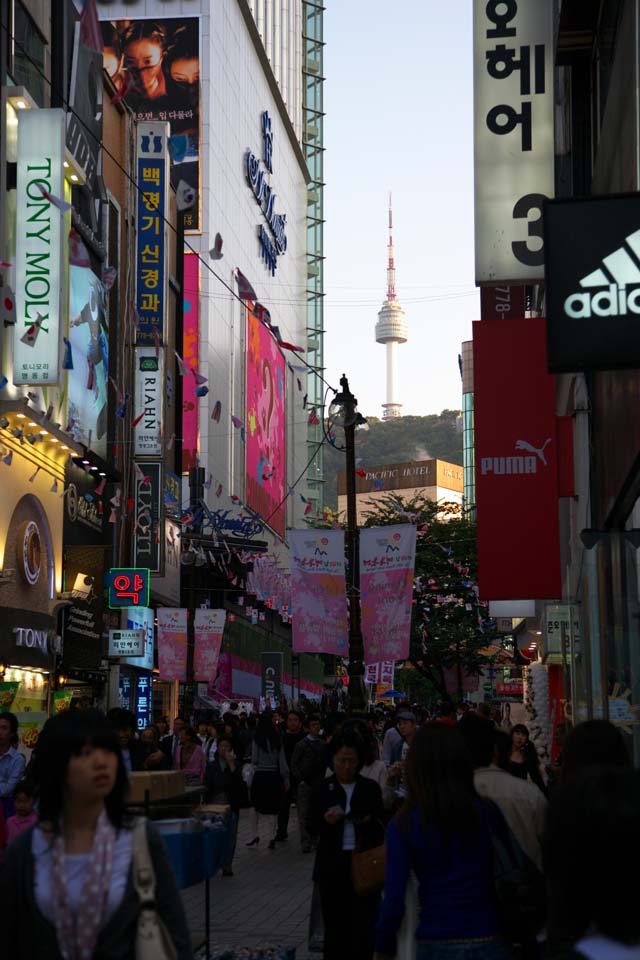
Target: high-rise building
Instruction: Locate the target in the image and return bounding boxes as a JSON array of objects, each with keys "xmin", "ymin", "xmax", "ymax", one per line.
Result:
[{"xmin": 375, "ymin": 195, "xmax": 408, "ymax": 420}]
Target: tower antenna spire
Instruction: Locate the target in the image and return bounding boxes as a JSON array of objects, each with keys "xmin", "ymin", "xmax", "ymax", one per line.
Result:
[
  {"xmin": 376, "ymin": 192, "xmax": 408, "ymax": 420},
  {"xmin": 387, "ymin": 190, "xmax": 396, "ymax": 301}
]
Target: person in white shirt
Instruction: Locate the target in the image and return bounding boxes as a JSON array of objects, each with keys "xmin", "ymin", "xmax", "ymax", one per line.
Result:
[{"xmin": 0, "ymin": 712, "xmax": 26, "ymax": 819}]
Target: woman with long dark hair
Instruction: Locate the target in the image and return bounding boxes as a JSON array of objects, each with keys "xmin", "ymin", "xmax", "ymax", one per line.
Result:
[
  {"xmin": 374, "ymin": 724, "xmax": 509, "ymax": 960},
  {"xmin": 506, "ymin": 724, "xmax": 547, "ymax": 795},
  {"xmin": 246, "ymin": 713, "xmax": 289, "ymax": 849},
  {"xmin": 173, "ymin": 724, "xmax": 206, "ymax": 786},
  {"xmin": 0, "ymin": 709, "xmax": 191, "ymax": 959}
]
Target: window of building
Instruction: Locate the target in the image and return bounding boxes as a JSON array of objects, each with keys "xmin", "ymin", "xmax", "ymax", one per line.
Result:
[{"xmin": 11, "ymin": 1, "xmax": 46, "ymax": 107}]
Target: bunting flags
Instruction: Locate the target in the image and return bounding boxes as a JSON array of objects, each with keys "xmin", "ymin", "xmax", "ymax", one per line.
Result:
[
  {"xmin": 1, "ymin": 288, "xmax": 16, "ymax": 328},
  {"xmin": 211, "ymin": 400, "xmax": 222, "ymax": 422},
  {"xmin": 20, "ymin": 313, "xmax": 44, "ymax": 347},
  {"xmin": 80, "ymin": 0, "xmax": 103, "ymax": 53},
  {"xmin": 235, "ymin": 269, "xmax": 257, "ymax": 302},
  {"xmin": 37, "ymin": 183, "xmax": 73, "ymax": 213},
  {"xmin": 174, "ymin": 351, "xmax": 188, "ymax": 376},
  {"xmin": 209, "ymin": 233, "xmax": 224, "ymax": 260}
]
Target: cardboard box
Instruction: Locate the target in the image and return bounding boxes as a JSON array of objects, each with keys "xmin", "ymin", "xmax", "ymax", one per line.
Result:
[{"xmin": 128, "ymin": 771, "xmax": 186, "ymax": 803}]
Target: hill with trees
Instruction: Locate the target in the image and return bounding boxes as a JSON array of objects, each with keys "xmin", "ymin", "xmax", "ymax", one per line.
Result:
[{"xmin": 322, "ymin": 410, "xmax": 463, "ymax": 509}]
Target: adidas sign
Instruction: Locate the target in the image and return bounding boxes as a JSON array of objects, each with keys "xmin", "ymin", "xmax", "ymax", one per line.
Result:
[{"xmin": 564, "ymin": 228, "xmax": 640, "ymax": 318}]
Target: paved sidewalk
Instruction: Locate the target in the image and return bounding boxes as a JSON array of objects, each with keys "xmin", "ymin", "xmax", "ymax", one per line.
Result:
[{"xmin": 182, "ymin": 809, "xmax": 316, "ymax": 958}]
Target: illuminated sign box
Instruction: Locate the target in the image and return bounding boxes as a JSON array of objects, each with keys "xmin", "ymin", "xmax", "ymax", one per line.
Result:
[
  {"xmin": 108, "ymin": 629, "xmax": 145, "ymax": 658},
  {"xmin": 107, "ymin": 568, "xmax": 150, "ymax": 608}
]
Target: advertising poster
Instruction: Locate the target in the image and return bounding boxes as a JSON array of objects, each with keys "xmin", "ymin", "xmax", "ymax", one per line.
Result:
[
  {"xmin": 182, "ymin": 253, "xmax": 199, "ymax": 471},
  {"xmin": 157, "ymin": 607, "xmax": 188, "ymax": 681},
  {"xmin": 194, "ymin": 609, "xmax": 226, "ymax": 681},
  {"xmin": 101, "ymin": 17, "xmax": 200, "ymax": 231},
  {"xmin": 290, "ymin": 530, "xmax": 348, "ymax": 657},
  {"xmin": 360, "ymin": 525, "xmax": 417, "ymax": 663},
  {"xmin": 246, "ymin": 307, "xmax": 286, "ymax": 537},
  {"xmin": 68, "ymin": 248, "xmax": 109, "ymax": 458},
  {"xmin": 124, "ymin": 607, "xmax": 155, "ymax": 671}
]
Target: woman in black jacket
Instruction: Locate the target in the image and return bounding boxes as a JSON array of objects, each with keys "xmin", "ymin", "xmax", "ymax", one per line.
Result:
[
  {"xmin": 310, "ymin": 730, "xmax": 384, "ymax": 960},
  {"xmin": 506, "ymin": 723, "xmax": 547, "ymax": 795},
  {"xmin": 0, "ymin": 709, "xmax": 191, "ymax": 960},
  {"xmin": 205, "ymin": 736, "xmax": 244, "ymax": 876}
]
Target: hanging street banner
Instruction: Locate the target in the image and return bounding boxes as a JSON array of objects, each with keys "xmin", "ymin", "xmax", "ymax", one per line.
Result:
[
  {"xmin": 134, "ymin": 121, "xmax": 169, "ymax": 345},
  {"xmin": 261, "ymin": 651, "xmax": 284, "ymax": 701},
  {"xmin": 290, "ymin": 530, "xmax": 348, "ymax": 657},
  {"xmin": 360, "ymin": 525, "xmax": 417, "ymax": 663},
  {"xmin": 473, "ymin": 318, "xmax": 561, "ymax": 599},
  {"xmin": 193, "ymin": 609, "xmax": 226, "ymax": 681},
  {"xmin": 157, "ymin": 607, "xmax": 188, "ymax": 681},
  {"xmin": 473, "ymin": 0, "xmax": 555, "ymax": 283},
  {"xmin": 134, "ymin": 348, "xmax": 163, "ymax": 456},
  {"xmin": 182, "ymin": 253, "xmax": 200, "ymax": 471},
  {"xmin": 14, "ymin": 108, "xmax": 66, "ymax": 385},
  {"xmin": 133, "ymin": 462, "xmax": 162, "ymax": 574},
  {"xmin": 365, "ymin": 661, "xmax": 396, "ymax": 687}
]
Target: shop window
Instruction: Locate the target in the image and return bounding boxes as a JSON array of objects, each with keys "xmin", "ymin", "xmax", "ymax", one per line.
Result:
[{"xmin": 11, "ymin": 2, "xmax": 46, "ymax": 108}]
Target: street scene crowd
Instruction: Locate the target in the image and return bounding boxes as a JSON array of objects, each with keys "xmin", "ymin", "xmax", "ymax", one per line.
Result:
[{"xmin": 0, "ymin": 699, "xmax": 636, "ymax": 960}]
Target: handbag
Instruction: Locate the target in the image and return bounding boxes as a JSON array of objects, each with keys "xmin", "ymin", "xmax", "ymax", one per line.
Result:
[
  {"xmin": 132, "ymin": 818, "xmax": 178, "ymax": 960},
  {"xmin": 351, "ymin": 838, "xmax": 386, "ymax": 896},
  {"xmin": 484, "ymin": 800, "xmax": 546, "ymax": 943}
]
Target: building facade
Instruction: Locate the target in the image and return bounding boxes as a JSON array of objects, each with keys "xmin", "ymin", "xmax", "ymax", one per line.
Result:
[{"xmin": 337, "ymin": 458, "xmax": 463, "ymax": 525}]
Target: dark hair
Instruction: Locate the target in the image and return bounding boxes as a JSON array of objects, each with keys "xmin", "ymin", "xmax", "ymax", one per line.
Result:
[
  {"xmin": 341, "ymin": 719, "xmax": 377, "ymax": 766},
  {"xmin": 330, "ymin": 731, "xmax": 364, "ymax": 769},
  {"xmin": 458, "ymin": 713, "xmax": 495, "ymax": 768},
  {"xmin": 34, "ymin": 710, "xmax": 128, "ymax": 831},
  {"xmin": 255, "ymin": 713, "xmax": 282, "ymax": 752},
  {"xmin": 561, "ymin": 720, "xmax": 629, "ymax": 785},
  {"xmin": 306, "ymin": 713, "xmax": 321, "ymax": 727},
  {"xmin": 120, "ymin": 20, "xmax": 172, "ymax": 55},
  {"xmin": 106, "ymin": 707, "xmax": 136, "ymax": 732},
  {"xmin": 494, "ymin": 730, "xmax": 512, "ymax": 770},
  {"xmin": 287, "ymin": 710, "xmax": 303, "ymax": 722},
  {"xmin": 181, "ymin": 725, "xmax": 200, "ymax": 746},
  {"xmin": 512, "ymin": 723, "xmax": 530, "ymax": 741},
  {"xmin": 546, "ymin": 767, "xmax": 640, "ymax": 946},
  {"xmin": 142, "ymin": 725, "xmax": 159, "ymax": 743},
  {"xmin": 439, "ymin": 701, "xmax": 454, "ymax": 717},
  {"xmin": 14, "ymin": 779, "xmax": 35, "ymax": 799},
  {"xmin": 398, "ymin": 724, "xmax": 479, "ymax": 834},
  {"xmin": 0, "ymin": 712, "xmax": 18, "ymax": 736}
]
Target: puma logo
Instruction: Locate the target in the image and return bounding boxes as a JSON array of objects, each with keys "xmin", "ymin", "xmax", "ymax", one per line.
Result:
[{"xmin": 514, "ymin": 438, "xmax": 552, "ymax": 467}]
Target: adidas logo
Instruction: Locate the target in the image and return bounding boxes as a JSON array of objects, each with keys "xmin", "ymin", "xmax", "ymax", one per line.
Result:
[{"xmin": 564, "ymin": 228, "xmax": 640, "ymax": 318}]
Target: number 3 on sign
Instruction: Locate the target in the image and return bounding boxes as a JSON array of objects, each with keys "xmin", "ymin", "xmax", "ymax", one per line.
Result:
[{"xmin": 512, "ymin": 193, "xmax": 547, "ymax": 267}]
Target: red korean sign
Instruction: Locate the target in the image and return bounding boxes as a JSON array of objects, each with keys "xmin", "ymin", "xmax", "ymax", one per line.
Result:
[
  {"xmin": 108, "ymin": 569, "xmax": 150, "ymax": 608},
  {"xmin": 473, "ymin": 318, "xmax": 561, "ymax": 599}
]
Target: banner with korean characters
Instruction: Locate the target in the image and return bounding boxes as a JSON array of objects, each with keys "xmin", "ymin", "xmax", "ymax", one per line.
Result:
[
  {"xmin": 157, "ymin": 607, "xmax": 188, "ymax": 681},
  {"xmin": 360, "ymin": 525, "xmax": 417, "ymax": 663},
  {"xmin": 134, "ymin": 347, "xmax": 163, "ymax": 456},
  {"xmin": 365, "ymin": 662, "xmax": 396, "ymax": 687},
  {"xmin": 135, "ymin": 121, "xmax": 169, "ymax": 345},
  {"xmin": 290, "ymin": 530, "xmax": 348, "ymax": 657},
  {"xmin": 193, "ymin": 609, "xmax": 226, "ymax": 682},
  {"xmin": 473, "ymin": 0, "xmax": 555, "ymax": 282}
]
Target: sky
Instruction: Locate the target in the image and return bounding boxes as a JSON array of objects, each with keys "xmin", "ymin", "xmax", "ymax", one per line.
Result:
[{"xmin": 323, "ymin": 1, "xmax": 479, "ymax": 420}]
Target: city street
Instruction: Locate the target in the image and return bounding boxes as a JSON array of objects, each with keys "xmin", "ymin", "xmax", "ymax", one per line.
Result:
[{"xmin": 184, "ymin": 812, "xmax": 316, "ymax": 959}]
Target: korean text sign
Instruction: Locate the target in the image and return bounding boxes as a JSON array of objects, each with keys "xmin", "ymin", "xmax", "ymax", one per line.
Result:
[
  {"xmin": 246, "ymin": 307, "xmax": 286, "ymax": 537},
  {"xmin": 193, "ymin": 609, "xmax": 226, "ymax": 682},
  {"xmin": 182, "ymin": 254, "xmax": 199, "ymax": 471},
  {"xmin": 473, "ymin": 0, "xmax": 554, "ymax": 282},
  {"xmin": 290, "ymin": 530, "xmax": 348, "ymax": 657},
  {"xmin": 360, "ymin": 525, "xmax": 417, "ymax": 663},
  {"xmin": 135, "ymin": 122, "xmax": 168, "ymax": 344},
  {"xmin": 134, "ymin": 348, "xmax": 163, "ymax": 456},
  {"xmin": 14, "ymin": 109, "xmax": 66, "ymax": 385},
  {"xmin": 473, "ymin": 318, "xmax": 561, "ymax": 599},
  {"xmin": 157, "ymin": 607, "xmax": 188, "ymax": 681},
  {"xmin": 108, "ymin": 568, "xmax": 150, "ymax": 608}
]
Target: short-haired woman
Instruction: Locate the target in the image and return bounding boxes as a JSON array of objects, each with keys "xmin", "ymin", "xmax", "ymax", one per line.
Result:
[{"xmin": 0, "ymin": 709, "xmax": 191, "ymax": 959}]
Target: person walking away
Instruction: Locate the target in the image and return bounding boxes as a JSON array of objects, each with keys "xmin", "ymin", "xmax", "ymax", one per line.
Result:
[
  {"xmin": 387, "ymin": 710, "xmax": 417, "ymax": 807},
  {"xmin": 276, "ymin": 710, "xmax": 306, "ymax": 841},
  {"xmin": 247, "ymin": 713, "xmax": 289, "ymax": 849},
  {"xmin": 106, "ymin": 709, "xmax": 149, "ymax": 773},
  {"xmin": 375, "ymin": 724, "xmax": 510, "ymax": 960},
  {"xmin": 173, "ymin": 725, "xmax": 206, "ymax": 786},
  {"xmin": 507, "ymin": 724, "xmax": 547, "ymax": 795},
  {"xmin": 435, "ymin": 702, "xmax": 457, "ymax": 727},
  {"xmin": 559, "ymin": 719, "xmax": 629, "ymax": 786},
  {"xmin": 0, "ymin": 708, "xmax": 191, "ymax": 959},
  {"xmin": 205, "ymin": 736, "xmax": 244, "ymax": 876},
  {"xmin": 459, "ymin": 714, "xmax": 546, "ymax": 871},
  {"xmin": 291, "ymin": 714, "xmax": 327, "ymax": 852},
  {"xmin": 0, "ymin": 712, "xmax": 26, "ymax": 820},
  {"xmin": 382, "ymin": 711, "xmax": 402, "ymax": 767},
  {"xmin": 5, "ymin": 781, "xmax": 37, "ymax": 845},
  {"xmin": 545, "ymin": 766, "xmax": 640, "ymax": 959},
  {"xmin": 311, "ymin": 731, "xmax": 384, "ymax": 960}
]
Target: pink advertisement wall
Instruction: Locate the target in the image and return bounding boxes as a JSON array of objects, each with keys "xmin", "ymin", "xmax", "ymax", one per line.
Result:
[{"xmin": 182, "ymin": 253, "xmax": 199, "ymax": 472}]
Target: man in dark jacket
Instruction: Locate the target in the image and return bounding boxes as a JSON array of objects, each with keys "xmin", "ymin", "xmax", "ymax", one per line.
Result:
[
  {"xmin": 291, "ymin": 714, "xmax": 327, "ymax": 852},
  {"xmin": 275, "ymin": 710, "xmax": 306, "ymax": 841}
]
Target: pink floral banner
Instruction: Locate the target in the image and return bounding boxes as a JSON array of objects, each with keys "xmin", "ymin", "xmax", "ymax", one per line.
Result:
[
  {"xmin": 157, "ymin": 608, "xmax": 188, "ymax": 681},
  {"xmin": 194, "ymin": 609, "xmax": 226, "ymax": 681},
  {"xmin": 360, "ymin": 525, "xmax": 417, "ymax": 663},
  {"xmin": 290, "ymin": 530, "xmax": 348, "ymax": 657}
]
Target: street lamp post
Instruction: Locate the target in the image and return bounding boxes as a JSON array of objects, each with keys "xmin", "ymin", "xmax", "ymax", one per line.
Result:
[{"xmin": 331, "ymin": 374, "xmax": 367, "ymax": 711}]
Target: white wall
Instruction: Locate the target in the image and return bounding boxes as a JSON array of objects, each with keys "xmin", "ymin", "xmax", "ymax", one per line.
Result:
[{"xmin": 246, "ymin": 0, "xmax": 303, "ymax": 138}]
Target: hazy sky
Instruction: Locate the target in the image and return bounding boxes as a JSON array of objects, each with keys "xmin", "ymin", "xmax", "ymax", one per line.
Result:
[{"xmin": 323, "ymin": 1, "xmax": 479, "ymax": 420}]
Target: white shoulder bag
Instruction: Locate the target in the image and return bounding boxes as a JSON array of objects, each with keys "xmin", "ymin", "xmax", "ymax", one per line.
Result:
[{"xmin": 132, "ymin": 818, "xmax": 178, "ymax": 960}]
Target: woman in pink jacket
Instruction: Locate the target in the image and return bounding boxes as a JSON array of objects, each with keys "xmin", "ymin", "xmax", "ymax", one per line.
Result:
[{"xmin": 173, "ymin": 725, "xmax": 206, "ymax": 786}]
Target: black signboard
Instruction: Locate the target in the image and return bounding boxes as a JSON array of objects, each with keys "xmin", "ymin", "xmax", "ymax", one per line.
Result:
[
  {"xmin": 261, "ymin": 651, "xmax": 283, "ymax": 701},
  {"xmin": 133, "ymin": 462, "xmax": 162, "ymax": 574},
  {"xmin": 64, "ymin": 462, "xmax": 110, "ymax": 546},
  {"xmin": 545, "ymin": 193, "xmax": 640, "ymax": 372}
]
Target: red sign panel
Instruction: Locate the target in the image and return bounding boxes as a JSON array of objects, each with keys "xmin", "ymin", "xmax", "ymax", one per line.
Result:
[
  {"xmin": 480, "ymin": 286, "xmax": 526, "ymax": 321},
  {"xmin": 473, "ymin": 318, "xmax": 561, "ymax": 599}
]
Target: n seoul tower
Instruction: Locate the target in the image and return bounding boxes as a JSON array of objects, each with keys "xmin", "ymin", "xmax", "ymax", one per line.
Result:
[{"xmin": 375, "ymin": 194, "xmax": 408, "ymax": 420}]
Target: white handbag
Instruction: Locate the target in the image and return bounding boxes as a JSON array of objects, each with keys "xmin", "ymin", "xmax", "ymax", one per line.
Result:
[{"xmin": 132, "ymin": 818, "xmax": 178, "ymax": 960}]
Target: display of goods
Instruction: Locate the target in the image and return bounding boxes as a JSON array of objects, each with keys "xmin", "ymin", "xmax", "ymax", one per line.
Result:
[{"xmin": 0, "ymin": 682, "xmax": 19, "ymax": 709}]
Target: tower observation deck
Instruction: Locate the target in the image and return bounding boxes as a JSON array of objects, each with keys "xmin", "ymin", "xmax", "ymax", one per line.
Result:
[{"xmin": 375, "ymin": 194, "xmax": 408, "ymax": 420}]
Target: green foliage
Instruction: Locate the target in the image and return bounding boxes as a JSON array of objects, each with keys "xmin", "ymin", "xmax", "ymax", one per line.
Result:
[
  {"xmin": 323, "ymin": 411, "xmax": 463, "ymax": 509},
  {"xmin": 360, "ymin": 494, "xmax": 497, "ymax": 702}
]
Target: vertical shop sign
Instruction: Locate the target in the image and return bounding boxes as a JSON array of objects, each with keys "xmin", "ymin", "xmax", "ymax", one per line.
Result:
[
  {"xmin": 14, "ymin": 109, "xmax": 66, "ymax": 385},
  {"xmin": 134, "ymin": 671, "xmax": 153, "ymax": 730},
  {"xmin": 360, "ymin": 525, "xmax": 417, "ymax": 663},
  {"xmin": 261, "ymin": 651, "xmax": 284, "ymax": 701},
  {"xmin": 473, "ymin": 0, "xmax": 555, "ymax": 282},
  {"xmin": 123, "ymin": 606, "xmax": 155, "ymax": 671},
  {"xmin": 194, "ymin": 609, "xmax": 226, "ymax": 681},
  {"xmin": 157, "ymin": 608, "xmax": 188, "ymax": 681},
  {"xmin": 133, "ymin": 463, "xmax": 162, "ymax": 573},
  {"xmin": 182, "ymin": 253, "xmax": 199, "ymax": 471},
  {"xmin": 134, "ymin": 348, "xmax": 163, "ymax": 456},
  {"xmin": 135, "ymin": 121, "xmax": 168, "ymax": 344},
  {"xmin": 289, "ymin": 530, "xmax": 348, "ymax": 657},
  {"xmin": 473, "ymin": 318, "xmax": 561, "ymax": 598},
  {"xmin": 380, "ymin": 661, "xmax": 395, "ymax": 688}
]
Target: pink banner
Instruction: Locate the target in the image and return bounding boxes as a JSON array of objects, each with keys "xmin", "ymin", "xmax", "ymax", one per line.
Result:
[
  {"xmin": 194, "ymin": 609, "xmax": 226, "ymax": 681},
  {"xmin": 360, "ymin": 525, "xmax": 417, "ymax": 662},
  {"xmin": 246, "ymin": 306, "xmax": 286, "ymax": 537},
  {"xmin": 157, "ymin": 608, "xmax": 188, "ymax": 681},
  {"xmin": 182, "ymin": 253, "xmax": 199, "ymax": 472},
  {"xmin": 290, "ymin": 530, "xmax": 348, "ymax": 656}
]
